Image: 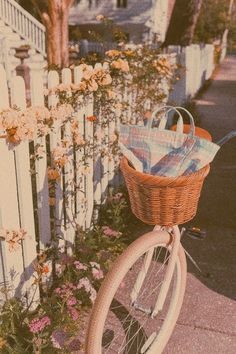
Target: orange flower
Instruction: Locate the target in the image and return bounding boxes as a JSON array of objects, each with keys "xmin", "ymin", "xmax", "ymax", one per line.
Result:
[
  {"xmin": 6, "ymin": 127, "xmax": 19, "ymax": 143},
  {"xmin": 87, "ymin": 115, "xmax": 97, "ymax": 122},
  {"xmin": 42, "ymin": 265, "xmax": 49, "ymax": 274},
  {"xmin": 47, "ymin": 167, "xmax": 60, "ymax": 181}
]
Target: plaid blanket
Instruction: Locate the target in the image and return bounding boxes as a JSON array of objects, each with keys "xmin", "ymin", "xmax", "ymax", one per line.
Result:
[{"xmin": 119, "ymin": 124, "xmax": 219, "ymax": 177}]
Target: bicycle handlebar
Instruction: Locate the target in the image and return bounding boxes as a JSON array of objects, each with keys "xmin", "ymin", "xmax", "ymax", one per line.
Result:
[{"xmin": 216, "ymin": 131, "xmax": 236, "ymax": 146}]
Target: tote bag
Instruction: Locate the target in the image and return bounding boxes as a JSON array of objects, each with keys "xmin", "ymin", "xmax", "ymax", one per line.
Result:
[{"xmin": 119, "ymin": 106, "xmax": 220, "ymax": 177}]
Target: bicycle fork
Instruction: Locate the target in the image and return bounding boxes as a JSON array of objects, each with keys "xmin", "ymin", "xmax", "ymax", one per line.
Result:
[{"xmin": 130, "ymin": 225, "xmax": 182, "ymax": 318}]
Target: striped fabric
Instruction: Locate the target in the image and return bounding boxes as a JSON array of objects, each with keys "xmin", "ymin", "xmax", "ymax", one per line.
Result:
[{"xmin": 119, "ymin": 124, "xmax": 219, "ymax": 177}]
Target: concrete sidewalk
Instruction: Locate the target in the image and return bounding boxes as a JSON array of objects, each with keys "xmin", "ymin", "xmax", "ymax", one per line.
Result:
[{"xmin": 164, "ymin": 56, "xmax": 236, "ymax": 353}]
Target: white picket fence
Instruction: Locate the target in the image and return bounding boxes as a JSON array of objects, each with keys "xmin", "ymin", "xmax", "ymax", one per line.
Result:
[
  {"xmin": 0, "ymin": 43, "xmax": 215, "ymax": 306},
  {"xmin": 169, "ymin": 44, "xmax": 215, "ymax": 105},
  {"xmin": 0, "ymin": 63, "xmax": 120, "ymax": 306}
]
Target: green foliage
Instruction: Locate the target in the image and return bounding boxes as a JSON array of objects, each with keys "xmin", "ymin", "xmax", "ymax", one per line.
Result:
[
  {"xmin": 0, "ymin": 189, "xmax": 141, "ymax": 353},
  {"xmin": 194, "ymin": 0, "xmax": 231, "ymax": 43}
]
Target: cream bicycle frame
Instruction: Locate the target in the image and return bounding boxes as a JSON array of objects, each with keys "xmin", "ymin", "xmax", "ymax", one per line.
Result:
[{"xmin": 130, "ymin": 225, "xmax": 182, "ymax": 317}]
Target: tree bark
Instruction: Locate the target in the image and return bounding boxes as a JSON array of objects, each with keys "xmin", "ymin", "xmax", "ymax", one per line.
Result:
[
  {"xmin": 61, "ymin": 0, "xmax": 75, "ymax": 67},
  {"xmin": 40, "ymin": 0, "xmax": 74, "ymax": 67},
  {"xmin": 163, "ymin": 0, "xmax": 203, "ymax": 46}
]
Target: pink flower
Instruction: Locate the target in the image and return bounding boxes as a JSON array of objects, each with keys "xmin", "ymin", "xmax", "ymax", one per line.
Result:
[
  {"xmin": 54, "ymin": 287, "xmax": 62, "ymax": 295},
  {"xmin": 77, "ymin": 277, "xmax": 97, "ymax": 303},
  {"xmin": 68, "ymin": 307, "xmax": 79, "ymax": 321},
  {"xmin": 89, "ymin": 288, "xmax": 97, "ymax": 303},
  {"xmin": 77, "ymin": 277, "xmax": 91, "ymax": 292},
  {"xmin": 67, "ymin": 296, "xmax": 77, "ymax": 307},
  {"xmin": 92, "ymin": 267, "xmax": 104, "ymax": 280},
  {"xmin": 102, "ymin": 226, "xmax": 121, "ymax": 238},
  {"xmin": 74, "ymin": 260, "xmax": 87, "ymax": 271},
  {"xmin": 29, "ymin": 316, "xmax": 51, "ymax": 334}
]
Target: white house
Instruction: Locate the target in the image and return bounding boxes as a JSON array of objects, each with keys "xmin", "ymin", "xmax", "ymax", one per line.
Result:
[
  {"xmin": 69, "ymin": 0, "xmax": 176, "ymax": 44},
  {"xmin": 0, "ymin": 0, "xmax": 46, "ymax": 80}
]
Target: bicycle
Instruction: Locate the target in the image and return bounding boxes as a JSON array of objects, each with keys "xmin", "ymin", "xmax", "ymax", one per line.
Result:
[{"xmin": 85, "ymin": 106, "xmax": 236, "ymax": 354}]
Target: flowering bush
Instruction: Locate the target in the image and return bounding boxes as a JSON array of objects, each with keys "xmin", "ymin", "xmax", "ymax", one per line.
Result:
[
  {"xmin": 0, "ymin": 189, "xmax": 138, "ymax": 353},
  {"xmin": 0, "ymin": 15, "xmax": 177, "ymax": 353}
]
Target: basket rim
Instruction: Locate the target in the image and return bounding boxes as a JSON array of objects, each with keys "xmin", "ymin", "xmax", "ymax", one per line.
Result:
[{"xmin": 120, "ymin": 157, "xmax": 210, "ymax": 187}]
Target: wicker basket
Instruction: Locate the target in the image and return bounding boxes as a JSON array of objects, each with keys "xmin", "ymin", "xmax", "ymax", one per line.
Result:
[{"xmin": 120, "ymin": 157, "xmax": 210, "ymax": 226}]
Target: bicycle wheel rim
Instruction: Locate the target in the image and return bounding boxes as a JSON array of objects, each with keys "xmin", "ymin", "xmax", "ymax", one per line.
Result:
[{"xmin": 86, "ymin": 231, "xmax": 187, "ymax": 354}]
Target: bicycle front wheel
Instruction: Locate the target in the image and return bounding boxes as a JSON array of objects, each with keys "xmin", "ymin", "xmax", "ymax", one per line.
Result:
[{"xmin": 86, "ymin": 230, "xmax": 187, "ymax": 354}]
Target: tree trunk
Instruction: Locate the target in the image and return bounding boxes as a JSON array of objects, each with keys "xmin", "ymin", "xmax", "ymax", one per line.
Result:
[
  {"xmin": 61, "ymin": 0, "xmax": 74, "ymax": 67},
  {"xmin": 163, "ymin": 0, "xmax": 203, "ymax": 46},
  {"xmin": 41, "ymin": 0, "xmax": 74, "ymax": 67}
]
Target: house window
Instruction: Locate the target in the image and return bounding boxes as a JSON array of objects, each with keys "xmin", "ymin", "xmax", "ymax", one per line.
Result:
[{"xmin": 117, "ymin": 0, "xmax": 127, "ymax": 8}]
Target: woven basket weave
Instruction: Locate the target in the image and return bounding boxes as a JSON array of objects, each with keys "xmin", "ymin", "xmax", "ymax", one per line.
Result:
[{"xmin": 120, "ymin": 157, "xmax": 210, "ymax": 226}]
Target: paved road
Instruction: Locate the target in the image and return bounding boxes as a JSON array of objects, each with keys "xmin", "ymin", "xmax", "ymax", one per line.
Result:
[{"xmin": 164, "ymin": 56, "xmax": 236, "ymax": 353}]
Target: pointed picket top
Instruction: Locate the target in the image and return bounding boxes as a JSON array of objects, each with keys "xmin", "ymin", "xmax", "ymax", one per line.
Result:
[
  {"xmin": 103, "ymin": 62, "xmax": 110, "ymax": 70},
  {"xmin": 95, "ymin": 62, "xmax": 102, "ymax": 69},
  {"xmin": 48, "ymin": 70, "xmax": 59, "ymax": 107},
  {"xmin": 62, "ymin": 68, "xmax": 72, "ymax": 85},
  {"xmin": 0, "ymin": 65, "xmax": 9, "ymax": 109}
]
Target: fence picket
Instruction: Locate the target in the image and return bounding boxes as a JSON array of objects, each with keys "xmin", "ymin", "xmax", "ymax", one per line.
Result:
[
  {"xmin": 10, "ymin": 75, "xmax": 39, "ymax": 305},
  {"xmin": 74, "ymin": 66, "xmax": 86, "ymax": 230},
  {"xmin": 61, "ymin": 68, "xmax": 75, "ymax": 254},
  {"xmin": 30, "ymin": 72, "xmax": 51, "ymax": 248},
  {"xmin": 0, "ymin": 141, "xmax": 25, "ymax": 299},
  {"xmin": 47, "ymin": 71, "xmax": 65, "ymax": 246},
  {"xmin": 108, "ymin": 119, "xmax": 116, "ymax": 185},
  {"xmin": 101, "ymin": 122, "xmax": 109, "ymax": 203},
  {"xmin": 84, "ymin": 96, "xmax": 94, "ymax": 229},
  {"xmin": 93, "ymin": 114, "xmax": 102, "ymax": 219}
]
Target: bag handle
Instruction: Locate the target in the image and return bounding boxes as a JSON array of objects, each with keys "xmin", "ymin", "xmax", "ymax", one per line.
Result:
[{"xmin": 147, "ymin": 105, "xmax": 195, "ymax": 137}]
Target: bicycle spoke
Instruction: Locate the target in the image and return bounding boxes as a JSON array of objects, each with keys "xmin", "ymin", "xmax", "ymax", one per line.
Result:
[{"xmin": 101, "ymin": 245, "xmax": 174, "ymax": 353}]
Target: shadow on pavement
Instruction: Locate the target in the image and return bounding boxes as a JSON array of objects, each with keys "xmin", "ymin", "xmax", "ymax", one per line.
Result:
[{"xmin": 180, "ymin": 97, "xmax": 236, "ymax": 301}]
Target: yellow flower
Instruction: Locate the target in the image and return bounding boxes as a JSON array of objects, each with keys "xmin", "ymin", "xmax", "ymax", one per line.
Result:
[
  {"xmin": 96, "ymin": 14, "xmax": 104, "ymax": 21},
  {"xmin": 78, "ymin": 81, "xmax": 87, "ymax": 91},
  {"xmin": 47, "ymin": 167, "xmax": 60, "ymax": 181},
  {"xmin": 107, "ymin": 90, "xmax": 116, "ymax": 99},
  {"xmin": 124, "ymin": 50, "xmax": 135, "ymax": 57},
  {"xmin": 87, "ymin": 79, "xmax": 98, "ymax": 92},
  {"xmin": 111, "ymin": 59, "xmax": 129, "ymax": 72},
  {"xmin": 105, "ymin": 49, "xmax": 121, "ymax": 58}
]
